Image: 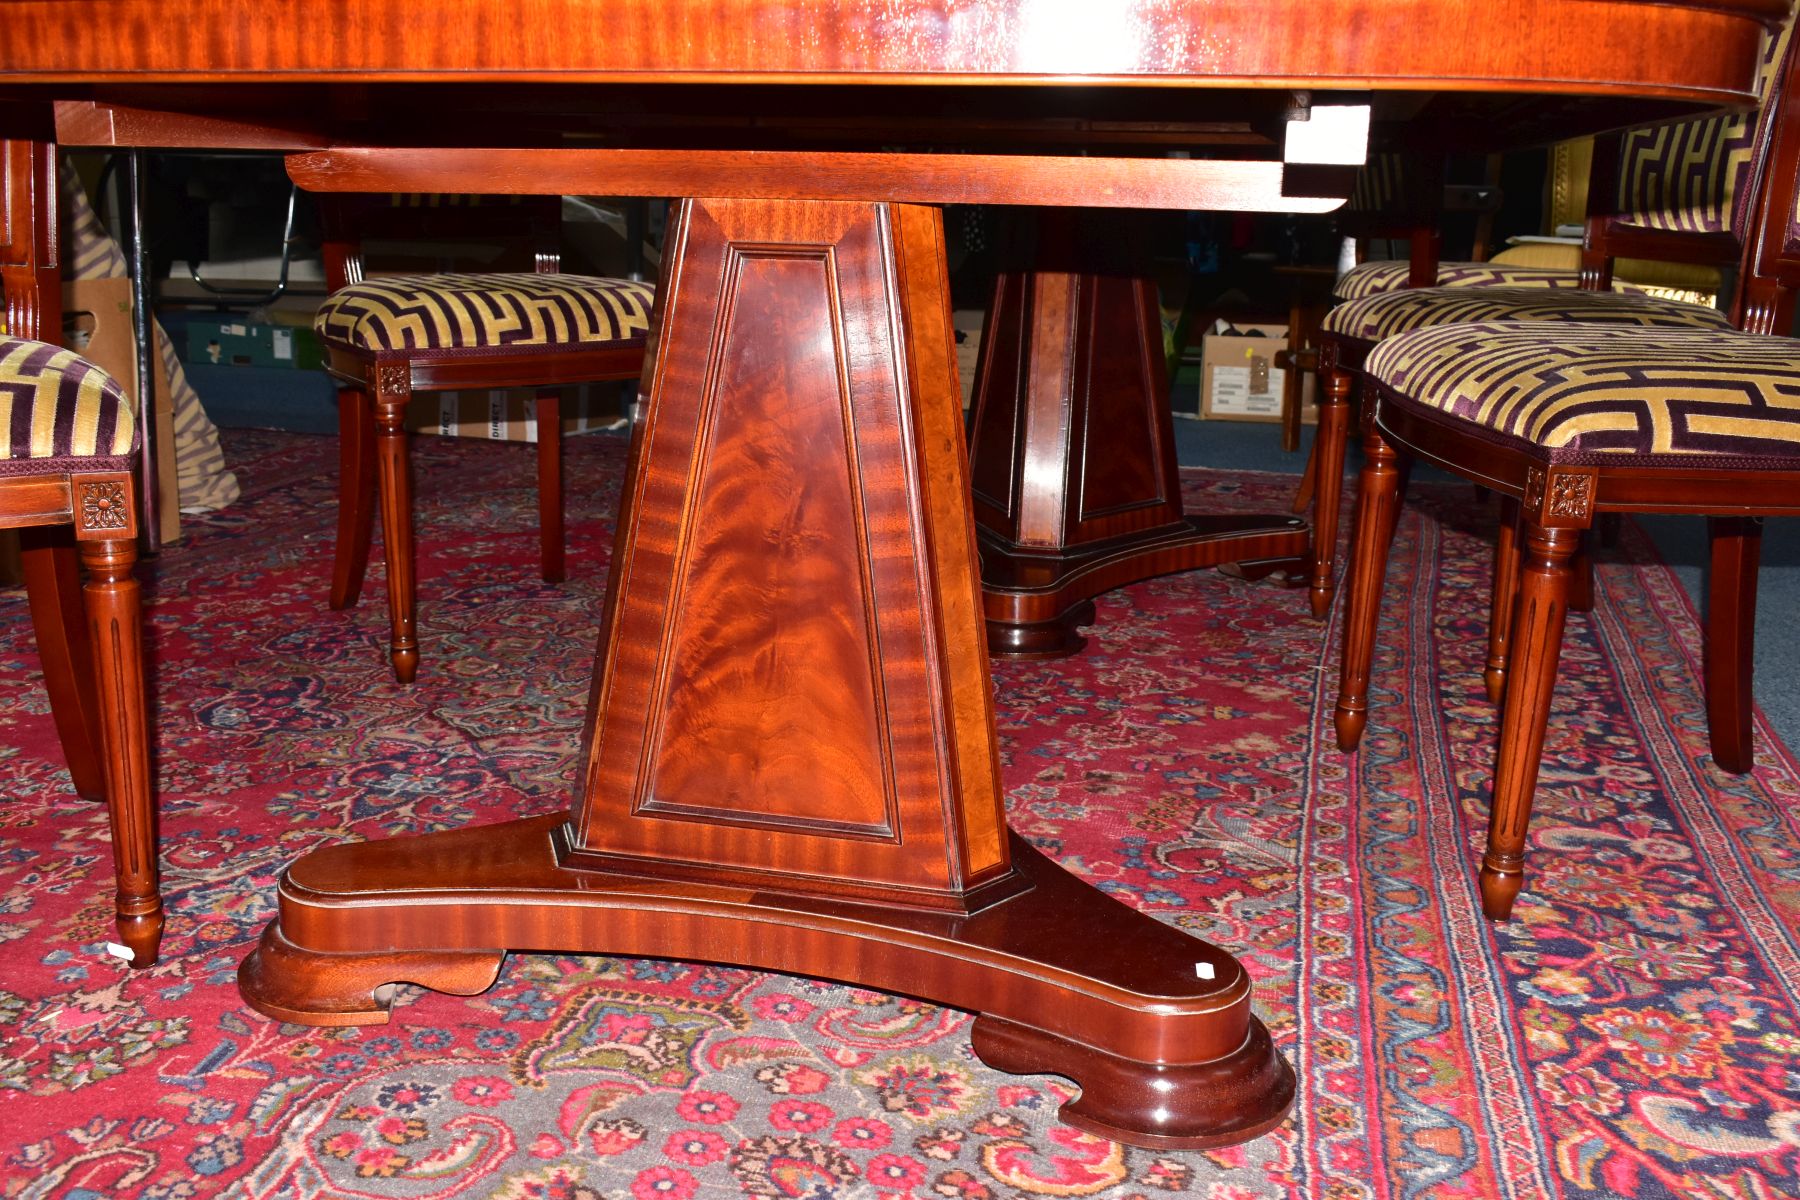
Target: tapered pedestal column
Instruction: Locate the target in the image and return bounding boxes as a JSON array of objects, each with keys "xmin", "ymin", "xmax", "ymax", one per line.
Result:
[
  {"xmin": 242, "ymin": 196, "xmax": 1294, "ymax": 1150},
  {"xmin": 968, "ymin": 269, "xmax": 1307, "ymax": 658}
]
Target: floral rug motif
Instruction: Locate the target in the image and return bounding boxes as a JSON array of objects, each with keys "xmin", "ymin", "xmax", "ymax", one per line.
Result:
[{"xmin": 2, "ymin": 429, "xmax": 1799, "ymax": 1199}]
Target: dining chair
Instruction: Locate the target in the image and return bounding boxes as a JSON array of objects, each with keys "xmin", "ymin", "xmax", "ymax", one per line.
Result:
[
  {"xmin": 1331, "ymin": 31, "xmax": 1800, "ymax": 921},
  {"xmin": 314, "ymin": 193, "xmax": 655, "ymax": 682},
  {"xmin": 4, "ymin": 138, "xmax": 161, "ymax": 965},
  {"xmin": 1304, "ymin": 15, "xmax": 1793, "ymax": 625}
]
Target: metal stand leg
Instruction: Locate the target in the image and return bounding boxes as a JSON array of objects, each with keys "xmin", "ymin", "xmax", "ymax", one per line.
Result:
[{"xmin": 125, "ymin": 151, "xmax": 159, "ymax": 556}]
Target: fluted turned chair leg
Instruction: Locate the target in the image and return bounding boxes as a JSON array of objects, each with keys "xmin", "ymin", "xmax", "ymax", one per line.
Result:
[
  {"xmin": 1333, "ymin": 423, "xmax": 1402, "ymax": 752},
  {"xmin": 1484, "ymin": 496, "xmax": 1522, "ymax": 704},
  {"xmin": 535, "ymin": 389, "xmax": 565, "ymax": 585},
  {"xmin": 79, "ymin": 535, "xmax": 162, "ymax": 966},
  {"xmin": 372, "ymin": 372, "xmax": 419, "ymax": 684},
  {"xmin": 1705, "ymin": 515, "xmax": 1761, "ymax": 775},
  {"xmin": 331, "ymin": 386, "xmax": 378, "ymax": 610},
  {"xmin": 21, "ymin": 527, "xmax": 105, "ymax": 800},
  {"xmin": 1308, "ymin": 365, "xmax": 1354, "ymax": 618},
  {"xmin": 1480, "ymin": 522, "xmax": 1581, "ymax": 921}
]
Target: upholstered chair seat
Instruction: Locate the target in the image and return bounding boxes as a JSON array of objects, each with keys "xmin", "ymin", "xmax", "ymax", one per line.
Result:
[
  {"xmin": 1331, "ymin": 259, "xmax": 1653, "ymax": 301},
  {"xmin": 1323, "ymin": 285, "xmax": 1733, "ymax": 345},
  {"xmin": 312, "ymin": 192, "xmax": 656, "ymax": 684},
  {"xmin": 0, "ymin": 335, "xmax": 137, "ymax": 471},
  {"xmin": 1365, "ymin": 323, "xmax": 1800, "ymax": 462},
  {"xmin": 314, "ymin": 272, "xmax": 654, "ymax": 355}
]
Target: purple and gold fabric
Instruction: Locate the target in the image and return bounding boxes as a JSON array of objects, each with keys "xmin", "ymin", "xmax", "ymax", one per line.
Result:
[
  {"xmin": 1611, "ymin": 15, "xmax": 1793, "ymax": 238},
  {"xmin": 1332, "ymin": 260, "xmax": 1653, "ymax": 302},
  {"xmin": 315, "ymin": 273, "xmax": 654, "ymax": 356},
  {"xmin": 0, "ymin": 335, "xmax": 137, "ymax": 476},
  {"xmin": 1366, "ymin": 322, "xmax": 1800, "ymax": 465},
  {"xmin": 1322, "ymin": 285, "xmax": 1733, "ymax": 345}
]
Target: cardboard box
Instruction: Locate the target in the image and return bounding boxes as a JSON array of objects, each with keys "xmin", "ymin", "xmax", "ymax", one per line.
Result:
[
  {"xmin": 407, "ymin": 384, "xmax": 628, "ymax": 443},
  {"xmin": 953, "ymin": 308, "xmax": 984, "ymax": 408},
  {"xmin": 1198, "ymin": 322, "xmax": 1316, "ymax": 424},
  {"xmin": 184, "ymin": 317, "xmax": 324, "ymax": 371},
  {"xmin": 62, "ymin": 277, "xmax": 180, "ymax": 544}
]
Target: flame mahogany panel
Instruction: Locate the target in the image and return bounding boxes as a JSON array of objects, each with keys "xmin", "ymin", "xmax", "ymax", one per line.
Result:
[{"xmin": 567, "ymin": 197, "xmax": 1014, "ymax": 908}]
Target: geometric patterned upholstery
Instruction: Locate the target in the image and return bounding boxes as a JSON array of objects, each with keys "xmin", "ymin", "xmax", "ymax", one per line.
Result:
[
  {"xmin": 1613, "ymin": 15, "xmax": 1793, "ymax": 240},
  {"xmin": 0, "ymin": 336, "xmax": 138, "ymax": 474},
  {"xmin": 1322, "ymin": 284, "xmax": 1735, "ymax": 344},
  {"xmin": 315, "ymin": 273, "xmax": 655, "ymax": 355},
  {"xmin": 1331, "ymin": 260, "xmax": 1655, "ymax": 302},
  {"xmin": 1366, "ymin": 322, "xmax": 1800, "ymax": 464}
]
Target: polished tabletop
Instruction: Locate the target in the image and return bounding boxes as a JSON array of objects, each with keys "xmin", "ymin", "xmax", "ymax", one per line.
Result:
[{"xmin": 0, "ymin": 0, "xmax": 1782, "ymax": 99}]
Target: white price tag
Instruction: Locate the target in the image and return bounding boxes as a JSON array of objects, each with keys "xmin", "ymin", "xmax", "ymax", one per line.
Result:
[{"xmin": 1210, "ymin": 364, "xmax": 1286, "ymax": 417}]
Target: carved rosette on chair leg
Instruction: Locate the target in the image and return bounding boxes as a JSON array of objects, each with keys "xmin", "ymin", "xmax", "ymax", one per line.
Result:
[
  {"xmin": 968, "ymin": 267, "xmax": 1306, "ymax": 658},
  {"xmin": 1332, "ymin": 422, "xmax": 1401, "ymax": 753},
  {"xmin": 242, "ymin": 196, "xmax": 1294, "ymax": 1150},
  {"xmin": 1308, "ymin": 355, "xmax": 1354, "ymax": 619},
  {"xmin": 1480, "ymin": 514, "xmax": 1583, "ymax": 921},
  {"xmin": 372, "ymin": 365, "xmax": 419, "ymax": 683},
  {"xmin": 73, "ymin": 475, "xmax": 162, "ymax": 966}
]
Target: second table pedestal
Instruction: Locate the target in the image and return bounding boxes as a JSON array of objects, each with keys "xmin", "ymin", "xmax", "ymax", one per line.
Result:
[{"xmin": 969, "ymin": 270, "xmax": 1308, "ymax": 657}]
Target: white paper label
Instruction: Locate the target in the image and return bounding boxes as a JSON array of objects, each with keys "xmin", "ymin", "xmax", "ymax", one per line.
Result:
[
  {"xmin": 271, "ymin": 328, "xmax": 293, "ymax": 359},
  {"xmin": 1210, "ymin": 364, "xmax": 1286, "ymax": 417}
]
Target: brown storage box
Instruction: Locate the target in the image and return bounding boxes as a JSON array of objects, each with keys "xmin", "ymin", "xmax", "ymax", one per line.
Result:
[
  {"xmin": 62, "ymin": 277, "xmax": 179, "ymax": 544},
  {"xmin": 1199, "ymin": 322, "xmax": 1316, "ymax": 425}
]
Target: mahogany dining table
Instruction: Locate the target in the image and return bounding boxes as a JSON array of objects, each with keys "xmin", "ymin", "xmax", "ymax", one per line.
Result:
[{"xmin": 0, "ymin": 0, "xmax": 1778, "ymax": 1150}]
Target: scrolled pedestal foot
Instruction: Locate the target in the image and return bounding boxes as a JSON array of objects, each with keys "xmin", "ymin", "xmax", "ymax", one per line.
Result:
[
  {"xmin": 986, "ymin": 600, "xmax": 1096, "ymax": 660},
  {"xmin": 971, "ymin": 1014, "xmax": 1294, "ymax": 1149},
  {"xmin": 238, "ymin": 923, "xmax": 504, "ymax": 1027},
  {"xmin": 1216, "ymin": 555, "xmax": 1308, "ymax": 587}
]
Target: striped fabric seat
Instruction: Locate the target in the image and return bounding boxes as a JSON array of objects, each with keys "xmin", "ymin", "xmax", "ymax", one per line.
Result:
[
  {"xmin": 0, "ymin": 336, "xmax": 138, "ymax": 474},
  {"xmin": 1332, "ymin": 260, "xmax": 1654, "ymax": 302},
  {"xmin": 315, "ymin": 273, "xmax": 655, "ymax": 355},
  {"xmin": 1322, "ymin": 285, "xmax": 1734, "ymax": 344},
  {"xmin": 1366, "ymin": 322, "xmax": 1800, "ymax": 464}
]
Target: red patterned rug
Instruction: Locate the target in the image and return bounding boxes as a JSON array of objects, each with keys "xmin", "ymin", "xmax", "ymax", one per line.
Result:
[{"xmin": 3, "ymin": 429, "xmax": 1799, "ymax": 1200}]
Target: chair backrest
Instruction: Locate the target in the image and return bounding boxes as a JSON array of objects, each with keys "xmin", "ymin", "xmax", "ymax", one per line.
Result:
[
  {"xmin": 1577, "ymin": 10, "xmax": 1796, "ymax": 289},
  {"xmin": 317, "ymin": 192, "xmax": 563, "ymax": 292},
  {"xmin": 1606, "ymin": 14, "xmax": 1795, "ymax": 242},
  {"xmin": 1737, "ymin": 12, "xmax": 1800, "ymax": 333},
  {"xmin": 0, "ymin": 139, "xmax": 59, "ymax": 343}
]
